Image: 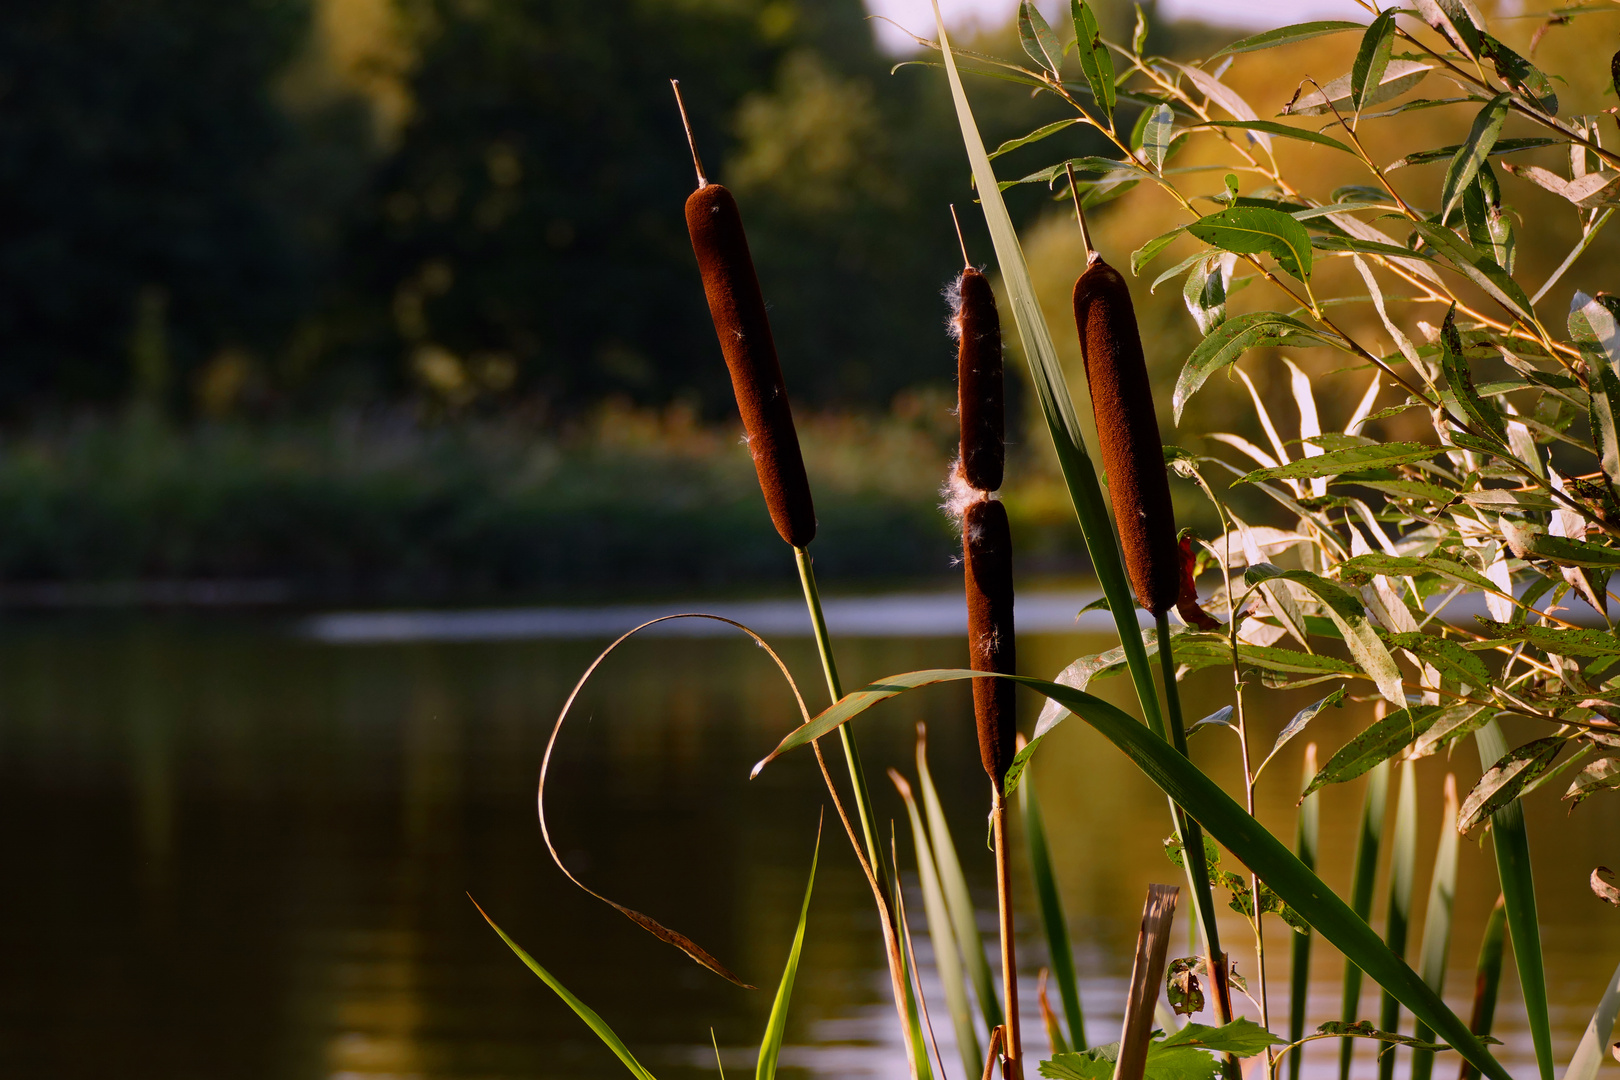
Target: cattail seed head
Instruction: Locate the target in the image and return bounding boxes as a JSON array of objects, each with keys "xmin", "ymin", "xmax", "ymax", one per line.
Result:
[
  {"xmin": 685, "ymin": 183, "xmax": 816, "ymax": 548},
  {"xmin": 1072, "ymin": 257, "xmax": 1179, "ymax": 615},
  {"xmin": 952, "ymin": 268, "xmax": 1004, "ymax": 493},
  {"xmin": 964, "ymin": 497, "xmax": 1017, "ymax": 785}
]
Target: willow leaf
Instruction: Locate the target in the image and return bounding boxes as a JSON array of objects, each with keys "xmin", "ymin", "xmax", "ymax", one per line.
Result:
[{"xmin": 1174, "ymin": 313, "xmax": 1342, "ymax": 423}]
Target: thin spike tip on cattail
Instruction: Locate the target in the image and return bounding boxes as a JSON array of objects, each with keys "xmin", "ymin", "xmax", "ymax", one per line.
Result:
[
  {"xmin": 670, "ymin": 79, "xmax": 707, "ymax": 189},
  {"xmin": 1065, "ymin": 162, "xmax": 1097, "ymax": 264},
  {"xmin": 680, "ymin": 110, "xmax": 816, "ymax": 549},
  {"xmin": 1073, "ymin": 254, "xmax": 1180, "ymax": 616},
  {"xmin": 950, "ymin": 204, "xmax": 971, "ymax": 269}
]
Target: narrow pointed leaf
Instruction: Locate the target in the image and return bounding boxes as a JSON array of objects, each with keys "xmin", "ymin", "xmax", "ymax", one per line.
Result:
[
  {"xmin": 1071, "ymin": 0, "xmax": 1115, "ymax": 115},
  {"xmin": 1213, "ymin": 20, "xmax": 1362, "ymax": 57},
  {"xmin": 1340, "ymin": 761, "xmax": 1390, "ymax": 1080},
  {"xmin": 1245, "ymin": 563, "xmax": 1406, "ymax": 706},
  {"xmin": 1409, "ymin": 775, "xmax": 1460, "ymax": 1080},
  {"xmin": 1351, "ymin": 11, "xmax": 1397, "ymax": 112},
  {"xmin": 1022, "ymin": 763, "xmax": 1087, "ymax": 1050},
  {"xmin": 1441, "ymin": 95, "xmax": 1511, "ymax": 222},
  {"xmin": 1305, "ymin": 706, "xmax": 1442, "ymax": 797},
  {"xmin": 1377, "ymin": 761, "xmax": 1419, "ymax": 1080},
  {"xmin": 1289, "ymin": 745, "xmax": 1320, "ymax": 1080},
  {"xmin": 1020, "ymin": 0, "xmax": 1065, "ymax": 75},
  {"xmin": 1563, "ymin": 959, "xmax": 1620, "ymax": 1080},
  {"xmin": 1173, "ymin": 313, "xmax": 1344, "ymax": 423},
  {"xmin": 757, "ymin": 829, "xmax": 819, "ymax": 1080}
]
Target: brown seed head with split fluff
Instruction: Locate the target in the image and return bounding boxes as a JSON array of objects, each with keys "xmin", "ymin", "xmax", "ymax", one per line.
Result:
[
  {"xmin": 685, "ymin": 183, "xmax": 816, "ymax": 548},
  {"xmin": 954, "ymin": 268, "xmax": 1004, "ymax": 492},
  {"xmin": 964, "ymin": 497, "xmax": 1017, "ymax": 784},
  {"xmin": 1072, "ymin": 258, "xmax": 1179, "ymax": 615}
]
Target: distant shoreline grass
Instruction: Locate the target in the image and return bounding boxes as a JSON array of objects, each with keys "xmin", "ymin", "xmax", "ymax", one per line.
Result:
[{"xmin": 0, "ymin": 402, "xmax": 1090, "ymax": 607}]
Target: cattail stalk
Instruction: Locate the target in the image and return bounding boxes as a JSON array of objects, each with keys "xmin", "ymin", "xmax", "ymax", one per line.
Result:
[
  {"xmin": 1067, "ymin": 179, "xmax": 1237, "ymax": 1075},
  {"xmin": 953, "ymin": 232, "xmax": 1022, "ymax": 1078}
]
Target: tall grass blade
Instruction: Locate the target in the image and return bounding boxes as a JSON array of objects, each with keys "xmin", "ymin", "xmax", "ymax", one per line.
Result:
[
  {"xmin": 1476, "ymin": 719, "xmax": 1554, "ymax": 1080},
  {"xmin": 929, "ymin": 1, "xmax": 1233, "ymax": 1042},
  {"xmin": 1411, "ymin": 775, "xmax": 1461, "ymax": 1080},
  {"xmin": 1378, "ymin": 760, "xmax": 1419, "ymax": 1080},
  {"xmin": 1459, "ymin": 898, "xmax": 1507, "ymax": 1080},
  {"xmin": 918, "ymin": 727, "xmax": 1003, "ymax": 1031},
  {"xmin": 890, "ymin": 841, "xmax": 939, "ymax": 1080},
  {"xmin": 1563, "ymin": 958, "xmax": 1620, "ymax": 1080},
  {"xmin": 896, "ymin": 766, "xmax": 984, "ymax": 1079},
  {"xmin": 757, "ymin": 824, "xmax": 821, "ymax": 1080},
  {"xmin": 1289, "ymin": 743, "xmax": 1321, "ymax": 1080},
  {"xmin": 1339, "ymin": 759, "xmax": 1390, "ymax": 1080},
  {"xmin": 753, "ymin": 668, "xmax": 1514, "ymax": 1080},
  {"xmin": 470, "ymin": 897, "xmax": 658, "ymax": 1080},
  {"xmin": 1019, "ymin": 756, "xmax": 1086, "ymax": 1049}
]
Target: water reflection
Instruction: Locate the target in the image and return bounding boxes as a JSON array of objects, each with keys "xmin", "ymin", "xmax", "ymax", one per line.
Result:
[{"xmin": 0, "ymin": 614, "xmax": 1613, "ymax": 1079}]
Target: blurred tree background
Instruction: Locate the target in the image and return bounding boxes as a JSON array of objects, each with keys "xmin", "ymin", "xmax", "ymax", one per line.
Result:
[{"xmin": 20, "ymin": 0, "xmax": 1576, "ymax": 600}]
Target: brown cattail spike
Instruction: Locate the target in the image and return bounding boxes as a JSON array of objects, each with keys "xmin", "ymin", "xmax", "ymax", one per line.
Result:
[
  {"xmin": 1073, "ymin": 258, "xmax": 1179, "ymax": 614},
  {"xmin": 955, "ymin": 268, "xmax": 1005, "ymax": 493},
  {"xmin": 686, "ymin": 183, "xmax": 817, "ymax": 548},
  {"xmin": 964, "ymin": 498, "xmax": 1017, "ymax": 784}
]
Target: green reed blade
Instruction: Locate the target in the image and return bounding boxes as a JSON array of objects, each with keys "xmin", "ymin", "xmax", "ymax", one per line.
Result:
[
  {"xmin": 1563, "ymin": 958, "xmax": 1620, "ymax": 1080},
  {"xmin": 1339, "ymin": 758, "xmax": 1390, "ymax": 1080},
  {"xmin": 918, "ymin": 729, "xmax": 1003, "ymax": 1031},
  {"xmin": 1459, "ymin": 897, "xmax": 1506, "ymax": 1080},
  {"xmin": 1410, "ymin": 774, "xmax": 1460, "ymax": 1080},
  {"xmin": 1378, "ymin": 760, "xmax": 1419, "ymax": 1080},
  {"xmin": 1019, "ymin": 759, "xmax": 1086, "ymax": 1049},
  {"xmin": 1289, "ymin": 744, "xmax": 1321, "ymax": 1080},
  {"xmin": 757, "ymin": 827, "xmax": 820, "ymax": 1080},
  {"xmin": 753, "ymin": 668, "xmax": 1513, "ymax": 1080},
  {"xmin": 898, "ymin": 768, "xmax": 983, "ymax": 1078},
  {"xmin": 1476, "ymin": 719, "xmax": 1553, "ymax": 1080},
  {"xmin": 471, "ymin": 897, "xmax": 658, "ymax": 1080},
  {"xmin": 888, "ymin": 832, "xmax": 937, "ymax": 1080}
]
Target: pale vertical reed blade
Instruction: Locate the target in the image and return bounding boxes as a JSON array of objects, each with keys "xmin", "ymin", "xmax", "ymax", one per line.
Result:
[
  {"xmin": 1340, "ymin": 759, "xmax": 1391, "ymax": 1080},
  {"xmin": 1410, "ymin": 775, "xmax": 1460, "ymax": 1080},
  {"xmin": 1379, "ymin": 760, "xmax": 1419, "ymax": 1080},
  {"xmin": 1459, "ymin": 897, "xmax": 1507, "ymax": 1080},
  {"xmin": 896, "ymin": 766, "xmax": 984, "ymax": 1079},
  {"xmin": 1289, "ymin": 743, "xmax": 1321, "ymax": 1080},
  {"xmin": 1112, "ymin": 885, "xmax": 1180, "ymax": 1080},
  {"xmin": 919, "ymin": 726, "xmax": 1004, "ymax": 1030},
  {"xmin": 1019, "ymin": 754, "xmax": 1086, "ymax": 1049},
  {"xmin": 889, "ymin": 832, "xmax": 938, "ymax": 1080},
  {"xmin": 1562, "ymin": 958, "xmax": 1620, "ymax": 1080},
  {"xmin": 1475, "ymin": 719, "xmax": 1554, "ymax": 1080}
]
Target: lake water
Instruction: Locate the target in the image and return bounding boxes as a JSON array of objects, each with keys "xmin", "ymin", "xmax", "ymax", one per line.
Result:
[{"xmin": 0, "ymin": 597, "xmax": 1615, "ymax": 1079}]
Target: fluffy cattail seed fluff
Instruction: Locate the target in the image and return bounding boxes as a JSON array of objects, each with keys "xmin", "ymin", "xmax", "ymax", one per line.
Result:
[
  {"xmin": 685, "ymin": 183, "xmax": 816, "ymax": 549},
  {"xmin": 1072, "ymin": 257, "xmax": 1179, "ymax": 615},
  {"xmin": 953, "ymin": 268, "xmax": 1004, "ymax": 493},
  {"xmin": 963, "ymin": 497, "xmax": 1017, "ymax": 785}
]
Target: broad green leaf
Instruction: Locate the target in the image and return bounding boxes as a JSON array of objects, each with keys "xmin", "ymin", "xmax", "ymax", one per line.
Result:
[
  {"xmin": 1304, "ymin": 706, "xmax": 1443, "ymax": 797},
  {"xmin": 1388, "ymin": 137, "xmax": 1554, "ymax": 170},
  {"xmin": 1475, "ymin": 721, "xmax": 1554, "ymax": 1080},
  {"xmin": 1440, "ymin": 305, "xmax": 1508, "ymax": 439},
  {"xmin": 1161, "ymin": 1019, "xmax": 1286, "ymax": 1054},
  {"xmin": 1188, "ymin": 206, "xmax": 1313, "ymax": 279},
  {"xmin": 1071, "ymin": 0, "xmax": 1115, "ymax": 115},
  {"xmin": 1284, "ymin": 61, "xmax": 1431, "ymax": 116},
  {"xmin": 1236, "ymin": 441, "xmax": 1438, "ymax": 483},
  {"xmin": 757, "ymin": 828, "xmax": 819, "ymax": 1080},
  {"xmin": 1194, "ymin": 120, "xmax": 1353, "ymax": 154},
  {"xmin": 1351, "ymin": 11, "xmax": 1397, "ymax": 112},
  {"xmin": 1021, "ymin": 764, "xmax": 1086, "ymax": 1051},
  {"xmin": 763, "ymin": 669, "xmax": 1514, "ymax": 1080},
  {"xmin": 1246, "ymin": 563, "xmax": 1405, "ymax": 705},
  {"xmin": 1173, "ymin": 312, "xmax": 1343, "ymax": 423},
  {"xmin": 1440, "ymin": 95, "xmax": 1511, "ymax": 223},
  {"xmin": 990, "ymin": 118, "xmax": 1083, "ymax": 160},
  {"xmin": 1212, "ymin": 20, "xmax": 1363, "ymax": 57},
  {"xmin": 1460, "ymin": 736, "xmax": 1566, "ymax": 831},
  {"xmin": 472, "ymin": 899, "xmax": 659, "ymax": 1080},
  {"xmin": 1143, "ymin": 103, "xmax": 1175, "ymax": 170},
  {"xmin": 1132, "ymin": 225, "xmax": 1185, "ymax": 275},
  {"xmin": 1409, "ymin": 221, "xmax": 1535, "ymax": 323},
  {"xmin": 1337, "ymin": 553, "xmax": 1498, "ymax": 597},
  {"xmin": 1562, "ymin": 959, "xmax": 1620, "ymax": 1080},
  {"xmin": 1019, "ymin": 1, "xmax": 1065, "ymax": 76},
  {"xmin": 1380, "ymin": 632, "xmax": 1492, "ymax": 688}
]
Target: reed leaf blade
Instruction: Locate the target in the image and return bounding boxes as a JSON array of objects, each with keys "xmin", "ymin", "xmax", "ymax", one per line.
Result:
[
  {"xmin": 1410, "ymin": 775, "xmax": 1460, "ymax": 1080},
  {"xmin": 1021, "ymin": 759, "xmax": 1086, "ymax": 1049},
  {"xmin": 757, "ymin": 827, "xmax": 820, "ymax": 1080},
  {"xmin": 1378, "ymin": 760, "xmax": 1419, "ymax": 1080},
  {"xmin": 1289, "ymin": 744, "xmax": 1320, "ymax": 1080},
  {"xmin": 1339, "ymin": 759, "xmax": 1390, "ymax": 1080}
]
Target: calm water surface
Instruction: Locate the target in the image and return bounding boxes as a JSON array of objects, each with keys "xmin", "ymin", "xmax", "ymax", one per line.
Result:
[{"xmin": 0, "ymin": 610, "xmax": 1616, "ymax": 1079}]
